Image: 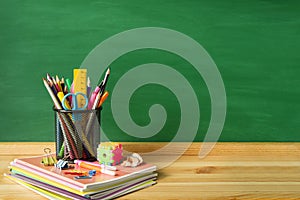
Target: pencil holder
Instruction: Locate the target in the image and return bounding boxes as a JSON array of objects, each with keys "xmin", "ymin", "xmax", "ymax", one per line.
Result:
[{"xmin": 53, "ymin": 107, "xmax": 102, "ymax": 162}]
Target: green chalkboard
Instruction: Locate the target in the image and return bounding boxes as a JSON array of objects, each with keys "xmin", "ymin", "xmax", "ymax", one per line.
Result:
[{"xmin": 0, "ymin": 0, "xmax": 299, "ymax": 142}]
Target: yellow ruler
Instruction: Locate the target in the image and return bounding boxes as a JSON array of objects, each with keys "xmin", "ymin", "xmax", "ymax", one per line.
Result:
[{"xmin": 73, "ymin": 69, "xmax": 87, "ymax": 108}]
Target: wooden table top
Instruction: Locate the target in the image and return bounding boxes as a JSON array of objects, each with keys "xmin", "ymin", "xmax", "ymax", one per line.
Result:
[{"xmin": 1, "ymin": 142, "xmax": 300, "ymax": 199}]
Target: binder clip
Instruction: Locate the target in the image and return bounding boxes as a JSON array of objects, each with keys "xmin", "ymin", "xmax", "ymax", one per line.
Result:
[
  {"xmin": 41, "ymin": 148, "xmax": 57, "ymax": 166},
  {"xmin": 55, "ymin": 159, "xmax": 69, "ymax": 170}
]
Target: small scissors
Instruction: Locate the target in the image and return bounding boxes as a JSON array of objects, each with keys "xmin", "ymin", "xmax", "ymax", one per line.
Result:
[
  {"xmin": 62, "ymin": 92, "xmax": 88, "ymax": 120},
  {"xmin": 62, "ymin": 92, "xmax": 88, "ymax": 111}
]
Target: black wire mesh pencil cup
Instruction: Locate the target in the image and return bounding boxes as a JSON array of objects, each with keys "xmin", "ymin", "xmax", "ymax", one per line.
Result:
[{"xmin": 53, "ymin": 107, "xmax": 102, "ymax": 162}]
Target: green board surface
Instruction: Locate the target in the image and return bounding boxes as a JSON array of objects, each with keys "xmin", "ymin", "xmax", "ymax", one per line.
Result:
[{"xmin": 0, "ymin": 0, "xmax": 299, "ymax": 142}]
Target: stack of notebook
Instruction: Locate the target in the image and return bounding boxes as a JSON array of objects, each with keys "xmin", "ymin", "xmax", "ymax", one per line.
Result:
[{"xmin": 5, "ymin": 155, "xmax": 157, "ymax": 199}]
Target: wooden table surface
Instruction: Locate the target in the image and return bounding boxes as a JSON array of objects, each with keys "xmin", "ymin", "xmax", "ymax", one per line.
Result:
[{"xmin": 1, "ymin": 142, "xmax": 300, "ymax": 200}]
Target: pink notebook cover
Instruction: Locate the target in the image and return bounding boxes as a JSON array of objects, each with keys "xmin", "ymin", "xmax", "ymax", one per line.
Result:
[{"xmin": 12, "ymin": 154, "xmax": 157, "ymax": 191}]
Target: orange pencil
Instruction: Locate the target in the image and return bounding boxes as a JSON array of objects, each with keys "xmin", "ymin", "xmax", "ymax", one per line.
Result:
[{"xmin": 98, "ymin": 91, "xmax": 109, "ymax": 108}]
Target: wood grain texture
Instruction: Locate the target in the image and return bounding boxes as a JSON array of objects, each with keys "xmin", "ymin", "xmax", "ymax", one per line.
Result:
[{"xmin": 1, "ymin": 142, "xmax": 300, "ymax": 200}]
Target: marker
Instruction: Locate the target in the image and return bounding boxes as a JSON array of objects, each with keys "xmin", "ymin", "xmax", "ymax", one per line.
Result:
[
  {"xmin": 65, "ymin": 78, "xmax": 72, "ymax": 92},
  {"xmin": 75, "ymin": 160, "xmax": 117, "ymax": 171},
  {"xmin": 74, "ymin": 160, "xmax": 116, "ymax": 176}
]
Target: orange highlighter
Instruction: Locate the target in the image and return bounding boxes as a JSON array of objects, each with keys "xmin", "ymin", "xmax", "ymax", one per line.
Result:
[{"xmin": 74, "ymin": 160, "xmax": 116, "ymax": 176}]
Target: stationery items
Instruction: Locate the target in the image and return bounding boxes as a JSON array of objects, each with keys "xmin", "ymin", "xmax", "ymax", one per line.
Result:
[{"xmin": 43, "ymin": 69, "xmax": 110, "ymax": 161}]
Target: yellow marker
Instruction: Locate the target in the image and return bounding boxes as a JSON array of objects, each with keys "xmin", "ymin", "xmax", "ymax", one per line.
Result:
[{"xmin": 73, "ymin": 69, "xmax": 87, "ymax": 108}]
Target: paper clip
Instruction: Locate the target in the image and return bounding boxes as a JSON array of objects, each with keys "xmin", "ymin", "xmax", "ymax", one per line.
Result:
[{"xmin": 41, "ymin": 148, "xmax": 57, "ymax": 166}]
